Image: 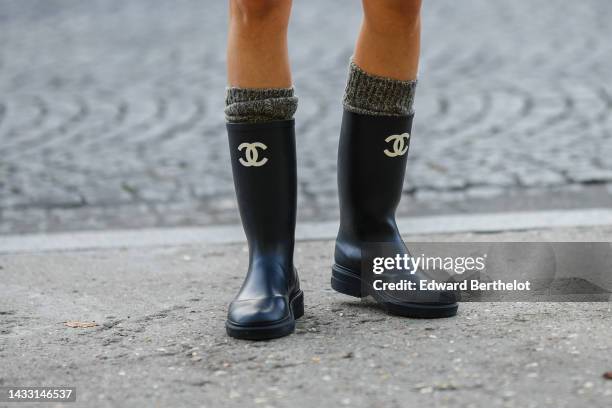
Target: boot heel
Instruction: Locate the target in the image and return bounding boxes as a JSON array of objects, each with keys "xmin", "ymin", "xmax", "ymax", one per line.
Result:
[
  {"xmin": 331, "ymin": 264, "xmax": 363, "ymax": 298},
  {"xmin": 291, "ymin": 290, "xmax": 304, "ymax": 319}
]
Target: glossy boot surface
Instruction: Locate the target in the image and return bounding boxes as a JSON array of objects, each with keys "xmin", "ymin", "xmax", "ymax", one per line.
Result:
[
  {"xmin": 226, "ymin": 120, "xmax": 303, "ymax": 340},
  {"xmin": 332, "ymin": 110, "xmax": 458, "ymax": 318}
]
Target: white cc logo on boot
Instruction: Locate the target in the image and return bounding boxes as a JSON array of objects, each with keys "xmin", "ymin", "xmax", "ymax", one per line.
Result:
[
  {"xmin": 238, "ymin": 142, "xmax": 268, "ymax": 167},
  {"xmin": 383, "ymin": 133, "xmax": 410, "ymax": 157}
]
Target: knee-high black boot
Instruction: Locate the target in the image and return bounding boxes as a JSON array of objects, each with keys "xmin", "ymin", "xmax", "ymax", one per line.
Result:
[
  {"xmin": 332, "ymin": 110, "xmax": 458, "ymax": 318},
  {"xmin": 226, "ymin": 120, "xmax": 304, "ymax": 339}
]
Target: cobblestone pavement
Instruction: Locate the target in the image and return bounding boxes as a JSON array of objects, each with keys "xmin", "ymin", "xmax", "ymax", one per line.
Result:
[{"xmin": 1, "ymin": 0, "xmax": 612, "ymax": 234}]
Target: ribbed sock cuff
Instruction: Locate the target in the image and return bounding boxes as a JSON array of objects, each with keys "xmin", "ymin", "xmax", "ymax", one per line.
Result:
[
  {"xmin": 225, "ymin": 87, "xmax": 298, "ymax": 123},
  {"xmin": 343, "ymin": 61, "xmax": 417, "ymax": 116}
]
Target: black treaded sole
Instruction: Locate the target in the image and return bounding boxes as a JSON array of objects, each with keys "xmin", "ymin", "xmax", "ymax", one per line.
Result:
[
  {"xmin": 225, "ymin": 290, "xmax": 304, "ymax": 340},
  {"xmin": 331, "ymin": 264, "xmax": 458, "ymax": 318}
]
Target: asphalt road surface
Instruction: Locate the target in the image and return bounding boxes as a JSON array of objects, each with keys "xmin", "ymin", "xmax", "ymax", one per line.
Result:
[{"xmin": 1, "ymin": 226, "xmax": 611, "ymax": 407}]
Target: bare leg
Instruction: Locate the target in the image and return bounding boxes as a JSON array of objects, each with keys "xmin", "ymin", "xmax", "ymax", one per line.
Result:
[
  {"xmin": 227, "ymin": 0, "xmax": 293, "ymax": 88},
  {"xmin": 353, "ymin": 0, "xmax": 422, "ymax": 81}
]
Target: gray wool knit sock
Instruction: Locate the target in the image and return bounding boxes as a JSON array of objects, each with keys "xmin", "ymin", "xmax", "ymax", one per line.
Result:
[
  {"xmin": 225, "ymin": 87, "xmax": 298, "ymax": 123},
  {"xmin": 343, "ymin": 61, "xmax": 417, "ymax": 116}
]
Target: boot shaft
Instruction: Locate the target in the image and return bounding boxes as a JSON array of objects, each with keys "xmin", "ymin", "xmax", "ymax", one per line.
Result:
[
  {"xmin": 337, "ymin": 110, "xmax": 414, "ymax": 239},
  {"xmin": 227, "ymin": 120, "xmax": 297, "ymax": 260}
]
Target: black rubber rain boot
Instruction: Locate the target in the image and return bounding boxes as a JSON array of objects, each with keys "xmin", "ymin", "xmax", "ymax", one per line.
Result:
[
  {"xmin": 332, "ymin": 110, "xmax": 458, "ymax": 318},
  {"xmin": 226, "ymin": 120, "xmax": 304, "ymax": 340}
]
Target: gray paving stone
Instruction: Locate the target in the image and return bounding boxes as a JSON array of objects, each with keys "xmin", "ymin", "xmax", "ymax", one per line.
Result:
[{"xmin": 1, "ymin": 0, "xmax": 612, "ymax": 234}]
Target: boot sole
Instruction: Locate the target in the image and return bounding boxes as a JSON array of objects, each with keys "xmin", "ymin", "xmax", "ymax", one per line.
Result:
[
  {"xmin": 331, "ymin": 264, "xmax": 458, "ymax": 318},
  {"xmin": 225, "ymin": 290, "xmax": 304, "ymax": 340}
]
